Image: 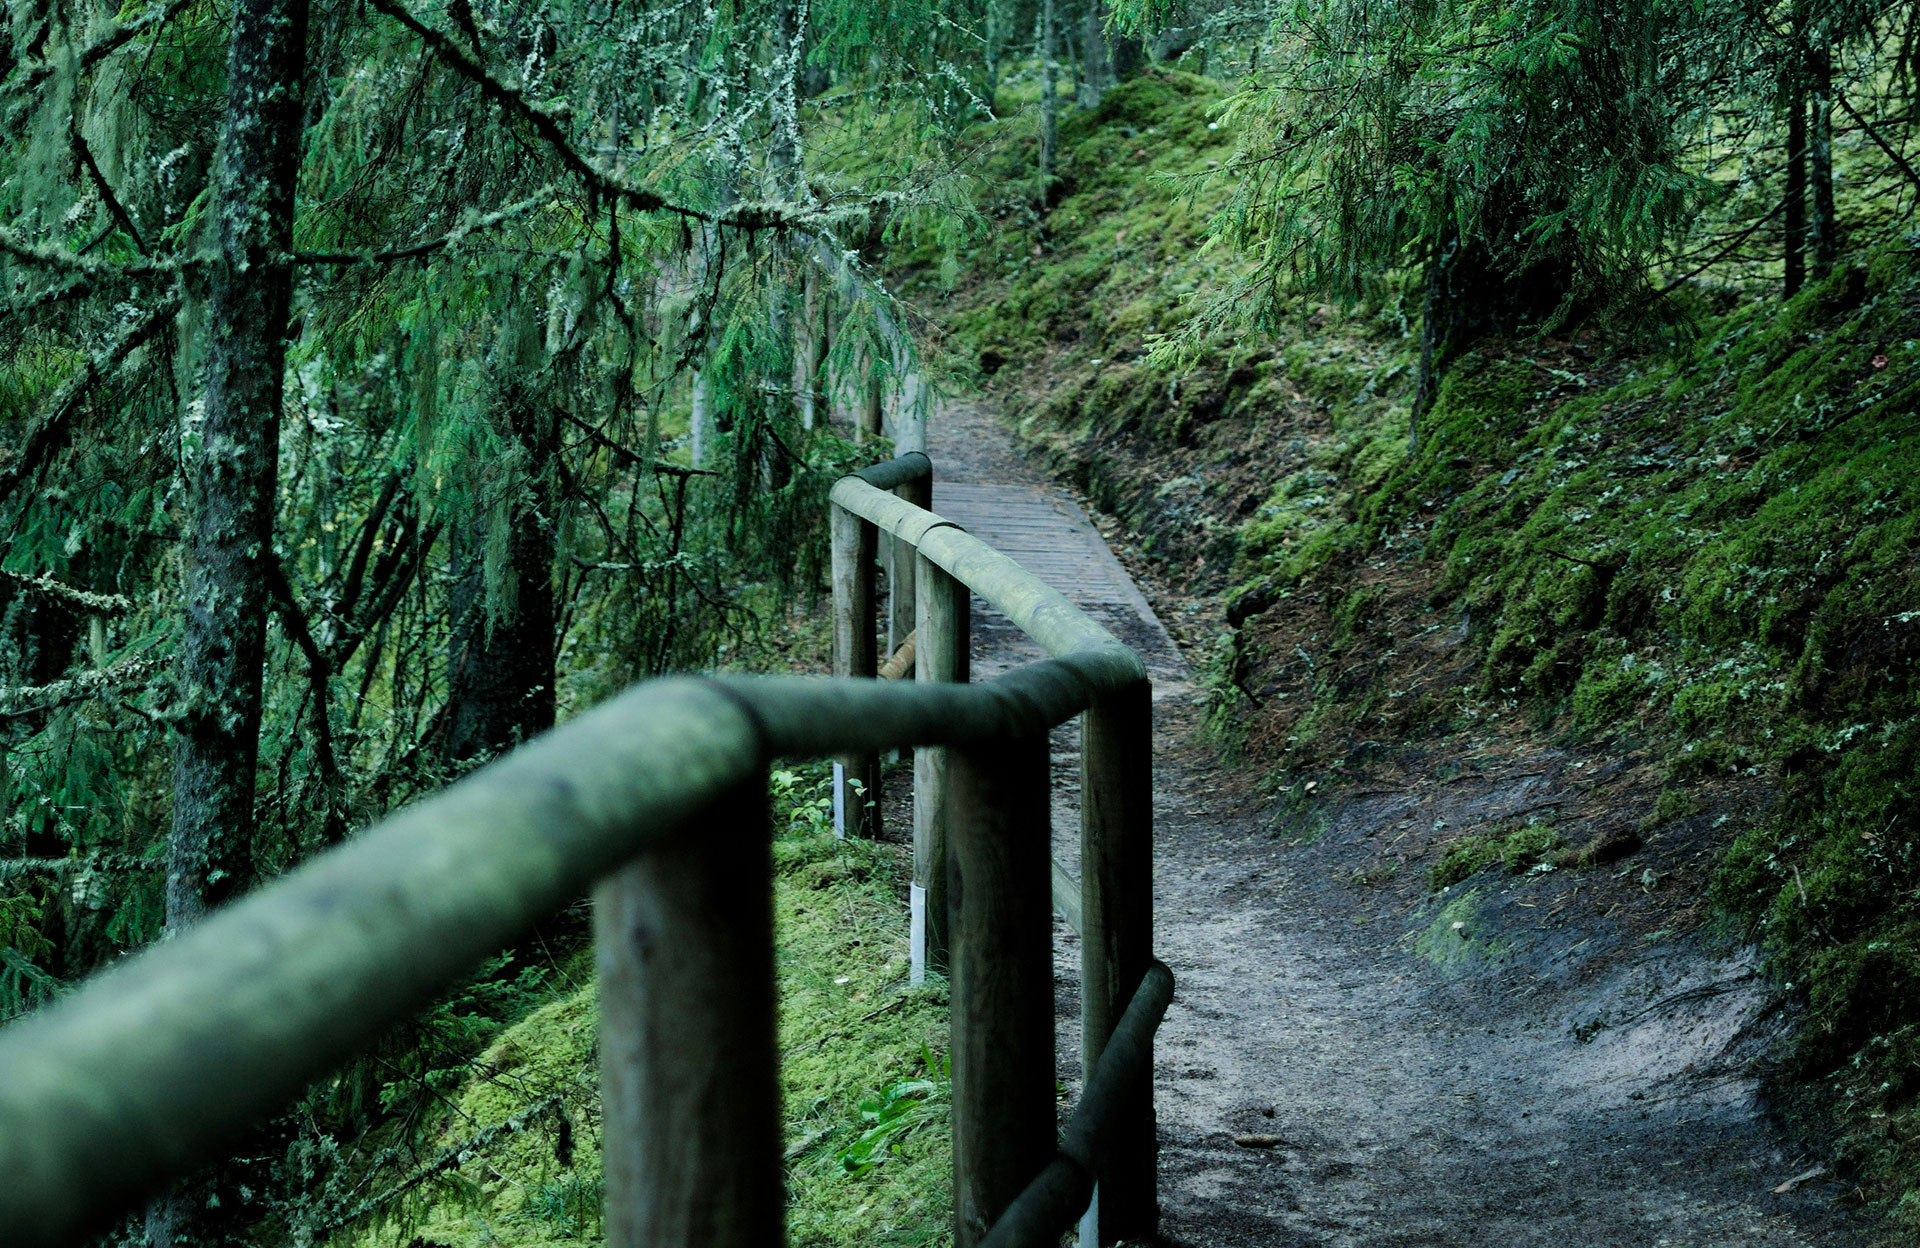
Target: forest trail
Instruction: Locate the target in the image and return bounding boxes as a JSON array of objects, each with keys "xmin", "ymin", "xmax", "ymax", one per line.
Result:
[{"xmin": 924, "ymin": 404, "xmax": 1868, "ymax": 1247}]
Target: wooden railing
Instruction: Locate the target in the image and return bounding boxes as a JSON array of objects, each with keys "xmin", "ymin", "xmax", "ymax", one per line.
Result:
[{"xmin": 0, "ymin": 453, "xmax": 1168, "ymax": 1248}]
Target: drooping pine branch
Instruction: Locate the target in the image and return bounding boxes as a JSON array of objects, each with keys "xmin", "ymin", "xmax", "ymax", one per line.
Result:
[{"xmin": 0, "ymin": 293, "xmax": 181, "ymax": 507}]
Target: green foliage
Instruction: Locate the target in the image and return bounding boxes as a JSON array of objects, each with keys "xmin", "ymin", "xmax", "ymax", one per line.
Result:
[
  {"xmin": 1429, "ymin": 821, "xmax": 1565, "ymax": 889},
  {"xmin": 831, "ymin": 1046, "xmax": 950, "ymax": 1177},
  {"xmin": 1137, "ymin": 0, "xmax": 1724, "ymax": 359}
]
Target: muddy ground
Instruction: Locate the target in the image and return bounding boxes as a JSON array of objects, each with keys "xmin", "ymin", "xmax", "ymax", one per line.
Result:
[
  {"xmin": 1143, "ymin": 699, "xmax": 1864, "ymax": 1247},
  {"xmin": 907, "ymin": 400, "xmax": 1870, "ymax": 1245}
]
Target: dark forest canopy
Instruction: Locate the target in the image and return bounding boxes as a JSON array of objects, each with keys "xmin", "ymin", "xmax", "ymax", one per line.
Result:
[{"xmin": 2, "ymin": 0, "xmax": 1919, "ymax": 1240}]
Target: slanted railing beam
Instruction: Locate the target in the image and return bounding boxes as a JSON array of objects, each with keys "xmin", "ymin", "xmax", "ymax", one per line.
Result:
[
  {"xmin": 596, "ymin": 777, "xmax": 783, "ymax": 1248},
  {"xmin": 948, "ymin": 734, "xmax": 1057, "ymax": 1248}
]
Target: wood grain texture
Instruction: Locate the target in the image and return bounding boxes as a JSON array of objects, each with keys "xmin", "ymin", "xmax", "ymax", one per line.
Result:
[
  {"xmin": 948, "ymin": 736, "xmax": 1057, "ymax": 1248},
  {"xmin": 596, "ymin": 781, "xmax": 783, "ymax": 1248}
]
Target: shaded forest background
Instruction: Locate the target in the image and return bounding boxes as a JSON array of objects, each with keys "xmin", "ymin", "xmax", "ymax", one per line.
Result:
[{"xmin": 4, "ymin": 0, "xmax": 1920, "ymax": 1241}]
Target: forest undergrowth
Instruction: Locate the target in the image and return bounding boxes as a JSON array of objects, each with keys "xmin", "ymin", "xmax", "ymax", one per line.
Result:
[{"xmin": 328, "ymin": 760, "xmax": 953, "ymax": 1248}]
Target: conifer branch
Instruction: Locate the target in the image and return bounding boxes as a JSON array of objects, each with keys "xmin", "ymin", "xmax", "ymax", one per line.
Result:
[
  {"xmin": 2, "ymin": 277, "xmax": 97, "ymax": 318},
  {"xmin": 68, "ymin": 128, "xmax": 150, "ymax": 256},
  {"xmin": 1, "ymin": 0, "xmax": 198, "ymax": 100},
  {"xmin": 0, "ymin": 657, "xmax": 164, "ymax": 719},
  {"xmin": 265, "ymin": 559, "xmax": 348, "ymax": 845},
  {"xmin": 0, "ymin": 225, "xmax": 180, "ymax": 277},
  {"xmin": 365, "ymin": 0, "xmax": 858, "ymax": 237},
  {"xmin": 295, "ymin": 185, "xmax": 561, "ymax": 265},
  {"xmin": 1832, "ymin": 94, "xmax": 1920, "ymax": 197},
  {"xmin": 0, "ymin": 293, "xmax": 180, "ymax": 507},
  {"xmin": 310, "ymin": 1094, "xmax": 568, "ymax": 1234},
  {"xmin": 0, "ymin": 568, "xmax": 133, "ymax": 614}
]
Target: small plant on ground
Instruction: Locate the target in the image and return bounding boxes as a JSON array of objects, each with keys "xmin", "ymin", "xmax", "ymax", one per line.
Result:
[{"xmin": 1429, "ymin": 821, "xmax": 1565, "ymax": 889}]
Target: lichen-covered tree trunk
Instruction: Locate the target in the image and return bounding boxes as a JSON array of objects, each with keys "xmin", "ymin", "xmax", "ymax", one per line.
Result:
[
  {"xmin": 441, "ymin": 396, "xmax": 558, "ymax": 767},
  {"xmin": 157, "ymin": 5, "xmax": 308, "ymax": 1243},
  {"xmin": 1785, "ymin": 80, "xmax": 1808, "ymax": 297},
  {"xmin": 1038, "ymin": 0, "xmax": 1059, "ymax": 204},
  {"xmin": 167, "ymin": 0, "xmax": 309, "ymax": 936},
  {"xmin": 1078, "ymin": 0, "xmax": 1141, "ymax": 109}
]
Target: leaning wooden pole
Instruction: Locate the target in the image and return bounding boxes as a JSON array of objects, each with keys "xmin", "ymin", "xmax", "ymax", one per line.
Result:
[
  {"xmin": 948, "ymin": 735, "xmax": 1057, "ymax": 1248},
  {"xmin": 1079, "ymin": 677, "xmax": 1157, "ymax": 1245},
  {"xmin": 595, "ymin": 778, "xmax": 784, "ymax": 1248},
  {"xmin": 830, "ymin": 501, "xmax": 880, "ymax": 837},
  {"xmin": 912, "ymin": 550, "xmax": 969, "ymax": 982}
]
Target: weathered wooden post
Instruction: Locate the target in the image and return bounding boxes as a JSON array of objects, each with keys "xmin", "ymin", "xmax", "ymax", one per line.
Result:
[
  {"xmin": 595, "ymin": 779, "xmax": 783, "ymax": 1248},
  {"xmin": 947, "ymin": 735, "xmax": 1056, "ymax": 1248},
  {"xmin": 911, "ymin": 550, "xmax": 969, "ymax": 983},
  {"xmin": 830, "ymin": 501, "xmax": 879, "ymax": 837},
  {"xmin": 889, "ymin": 472, "xmax": 931, "ymax": 653},
  {"xmin": 1078, "ymin": 677, "xmax": 1157, "ymax": 1245}
]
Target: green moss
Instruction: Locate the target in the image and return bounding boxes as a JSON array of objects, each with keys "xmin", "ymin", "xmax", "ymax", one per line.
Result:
[
  {"xmin": 1429, "ymin": 821, "xmax": 1565, "ymax": 889},
  {"xmin": 1649, "ymin": 788, "xmax": 1700, "ymax": 826},
  {"xmin": 1413, "ymin": 889, "xmax": 1508, "ymax": 966},
  {"xmin": 1569, "ymin": 661, "xmax": 1646, "ymax": 732}
]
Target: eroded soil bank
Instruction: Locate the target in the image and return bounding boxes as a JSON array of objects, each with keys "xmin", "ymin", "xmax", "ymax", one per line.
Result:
[{"xmin": 1145, "ymin": 700, "xmax": 1864, "ymax": 1246}]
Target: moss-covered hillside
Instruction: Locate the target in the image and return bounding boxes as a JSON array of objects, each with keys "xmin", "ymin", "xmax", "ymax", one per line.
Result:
[
  {"xmin": 332, "ymin": 771, "xmax": 954, "ymax": 1247},
  {"xmin": 923, "ymin": 70, "xmax": 1920, "ymax": 1229}
]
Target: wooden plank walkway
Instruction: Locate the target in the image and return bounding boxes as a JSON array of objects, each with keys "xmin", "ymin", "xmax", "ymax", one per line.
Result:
[{"xmin": 927, "ymin": 407, "xmax": 1187, "ymax": 693}]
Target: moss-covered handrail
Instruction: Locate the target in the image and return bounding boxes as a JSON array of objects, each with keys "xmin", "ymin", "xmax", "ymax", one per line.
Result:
[{"xmin": 0, "ymin": 453, "xmax": 1167, "ymax": 1248}]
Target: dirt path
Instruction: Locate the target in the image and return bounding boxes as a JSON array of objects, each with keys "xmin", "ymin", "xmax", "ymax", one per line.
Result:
[{"xmin": 926, "ymin": 403, "xmax": 1867, "ymax": 1247}]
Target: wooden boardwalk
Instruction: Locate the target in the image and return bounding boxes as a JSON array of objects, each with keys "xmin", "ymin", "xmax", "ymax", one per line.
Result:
[{"xmin": 927, "ymin": 406, "xmax": 1187, "ymax": 693}]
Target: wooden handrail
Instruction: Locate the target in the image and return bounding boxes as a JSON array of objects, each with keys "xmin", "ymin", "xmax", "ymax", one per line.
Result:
[
  {"xmin": 829, "ymin": 455, "xmax": 1162, "ymax": 1248},
  {"xmin": 0, "ymin": 452, "xmax": 1168, "ymax": 1248}
]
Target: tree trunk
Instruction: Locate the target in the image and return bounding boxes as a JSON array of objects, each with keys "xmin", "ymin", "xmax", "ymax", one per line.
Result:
[
  {"xmin": 769, "ymin": 0, "xmax": 803, "ymax": 199},
  {"xmin": 1407, "ymin": 201, "xmax": 1566, "ymax": 446},
  {"xmin": 1078, "ymin": 0, "xmax": 1141, "ymax": 109},
  {"xmin": 167, "ymin": 0, "xmax": 308, "ymax": 936},
  {"xmin": 1038, "ymin": 0, "xmax": 1059, "ymax": 206},
  {"xmin": 1809, "ymin": 45, "xmax": 1838, "ymax": 282},
  {"xmin": 1409, "ymin": 231, "xmax": 1449, "ymax": 452},
  {"xmin": 860, "ymin": 373, "xmax": 884, "ymax": 444},
  {"xmin": 689, "ymin": 369, "xmax": 713, "ymax": 466},
  {"xmin": 798, "ymin": 266, "xmax": 829, "ymax": 430},
  {"xmin": 984, "ymin": 0, "xmax": 1008, "ymax": 107},
  {"xmin": 1785, "ymin": 78, "xmax": 1808, "ymax": 297},
  {"xmin": 157, "ymin": 5, "xmax": 307, "ymax": 1243},
  {"xmin": 442, "ymin": 383, "xmax": 558, "ymax": 768}
]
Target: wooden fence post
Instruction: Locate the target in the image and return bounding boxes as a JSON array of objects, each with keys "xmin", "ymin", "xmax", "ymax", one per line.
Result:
[
  {"xmin": 888, "ymin": 473, "xmax": 931, "ymax": 653},
  {"xmin": 911, "ymin": 551, "xmax": 969, "ymax": 983},
  {"xmin": 947, "ymin": 735, "xmax": 1055, "ymax": 1248},
  {"xmin": 830, "ymin": 501, "xmax": 879, "ymax": 837},
  {"xmin": 595, "ymin": 778, "xmax": 783, "ymax": 1248},
  {"xmin": 1079, "ymin": 677, "xmax": 1156, "ymax": 1245}
]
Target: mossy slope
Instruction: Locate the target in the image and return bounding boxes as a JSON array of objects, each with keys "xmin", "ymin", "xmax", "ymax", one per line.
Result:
[{"xmin": 342, "ymin": 775, "xmax": 952, "ymax": 1247}]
